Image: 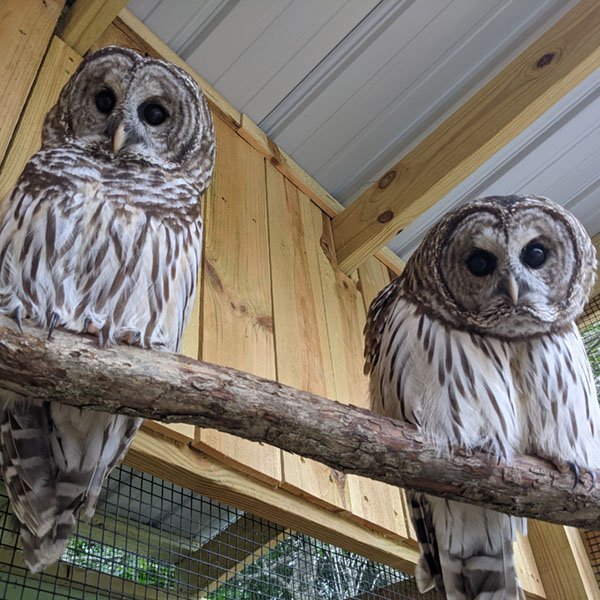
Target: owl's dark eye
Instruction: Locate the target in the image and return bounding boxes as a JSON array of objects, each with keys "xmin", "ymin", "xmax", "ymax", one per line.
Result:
[
  {"xmin": 95, "ymin": 89, "xmax": 116, "ymax": 114},
  {"xmin": 521, "ymin": 242, "xmax": 547, "ymax": 269},
  {"xmin": 466, "ymin": 249, "xmax": 497, "ymax": 277},
  {"xmin": 140, "ymin": 102, "xmax": 167, "ymax": 126}
]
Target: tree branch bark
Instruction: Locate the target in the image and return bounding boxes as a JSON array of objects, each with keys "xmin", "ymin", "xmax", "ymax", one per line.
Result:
[{"xmin": 0, "ymin": 315, "xmax": 597, "ymax": 529}]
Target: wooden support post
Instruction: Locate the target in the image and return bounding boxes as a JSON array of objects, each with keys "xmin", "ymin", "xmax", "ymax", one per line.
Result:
[
  {"xmin": 59, "ymin": 0, "xmax": 128, "ymax": 55},
  {"xmin": 528, "ymin": 521, "xmax": 600, "ymax": 600},
  {"xmin": 0, "ymin": 37, "xmax": 81, "ymax": 202},
  {"xmin": 0, "ymin": 0, "xmax": 65, "ymax": 165},
  {"xmin": 331, "ymin": 0, "xmax": 600, "ymax": 273}
]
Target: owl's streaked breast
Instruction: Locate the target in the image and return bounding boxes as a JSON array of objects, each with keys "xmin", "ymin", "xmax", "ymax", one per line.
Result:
[{"xmin": 0, "ymin": 144, "xmax": 202, "ymax": 352}]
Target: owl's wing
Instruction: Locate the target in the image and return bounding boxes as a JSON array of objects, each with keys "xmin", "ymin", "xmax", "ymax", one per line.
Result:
[
  {"xmin": 518, "ymin": 325, "xmax": 600, "ymax": 470},
  {"xmin": 364, "ymin": 277, "xmax": 403, "ymax": 376}
]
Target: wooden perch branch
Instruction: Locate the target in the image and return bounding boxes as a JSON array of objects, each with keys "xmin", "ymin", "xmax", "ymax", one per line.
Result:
[{"xmin": 0, "ymin": 314, "xmax": 597, "ymax": 529}]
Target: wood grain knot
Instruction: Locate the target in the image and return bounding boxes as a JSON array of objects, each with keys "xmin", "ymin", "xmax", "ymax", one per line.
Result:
[
  {"xmin": 536, "ymin": 52, "xmax": 555, "ymax": 69},
  {"xmin": 378, "ymin": 170, "xmax": 396, "ymax": 189},
  {"xmin": 377, "ymin": 210, "xmax": 394, "ymax": 223}
]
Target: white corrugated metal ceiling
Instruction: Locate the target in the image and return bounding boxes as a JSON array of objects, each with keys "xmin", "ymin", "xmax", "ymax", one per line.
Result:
[{"xmin": 127, "ymin": 0, "xmax": 599, "ymax": 260}]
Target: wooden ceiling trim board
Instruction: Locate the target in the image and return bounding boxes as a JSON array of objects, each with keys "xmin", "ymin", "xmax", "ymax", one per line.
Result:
[
  {"xmin": 331, "ymin": 0, "xmax": 600, "ymax": 274},
  {"xmin": 390, "ymin": 70, "xmax": 600, "ymax": 258},
  {"xmin": 59, "ymin": 0, "xmax": 129, "ymax": 54}
]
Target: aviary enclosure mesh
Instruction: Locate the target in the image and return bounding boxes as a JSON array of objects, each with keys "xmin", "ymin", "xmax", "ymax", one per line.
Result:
[
  {"xmin": 0, "ymin": 294, "xmax": 598, "ymax": 599},
  {"xmin": 0, "ymin": 464, "xmax": 439, "ymax": 599},
  {"xmin": 579, "ymin": 293, "xmax": 600, "ymax": 589}
]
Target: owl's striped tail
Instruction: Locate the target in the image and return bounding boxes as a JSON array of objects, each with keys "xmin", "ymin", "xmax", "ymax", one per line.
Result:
[{"xmin": 410, "ymin": 491, "xmax": 526, "ymax": 600}]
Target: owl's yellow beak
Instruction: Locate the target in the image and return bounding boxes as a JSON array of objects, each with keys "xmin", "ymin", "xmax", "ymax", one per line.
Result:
[
  {"xmin": 506, "ymin": 274, "xmax": 519, "ymax": 305},
  {"xmin": 113, "ymin": 123, "xmax": 126, "ymax": 155}
]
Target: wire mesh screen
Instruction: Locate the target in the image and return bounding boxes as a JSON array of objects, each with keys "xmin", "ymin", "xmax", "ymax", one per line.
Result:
[
  {"xmin": 0, "ymin": 463, "xmax": 439, "ymax": 599},
  {"xmin": 579, "ymin": 294, "xmax": 600, "ymax": 588}
]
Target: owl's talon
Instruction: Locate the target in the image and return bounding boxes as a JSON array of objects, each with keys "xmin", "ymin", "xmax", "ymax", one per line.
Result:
[
  {"xmin": 14, "ymin": 307, "xmax": 24, "ymax": 334},
  {"xmin": 569, "ymin": 462, "xmax": 580, "ymax": 488},
  {"xmin": 83, "ymin": 317, "xmax": 91, "ymax": 334},
  {"xmin": 47, "ymin": 312, "xmax": 60, "ymax": 340}
]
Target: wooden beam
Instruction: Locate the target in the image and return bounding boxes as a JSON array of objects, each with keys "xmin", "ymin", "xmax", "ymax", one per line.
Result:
[
  {"xmin": 0, "ymin": 316, "xmax": 598, "ymax": 531},
  {"xmin": 125, "ymin": 430, "xmax": 420, "ymax": 574},
  {"xmin": 331, "ymin": 0, "xmax": 600, "ymax": 273},
  {"xmin": 59, "ymin": 0, "xmax": 128, "ymax": 55},
  {"xmin": 0, "ymin": 0, "xmax": 65, "ymax": 165}
]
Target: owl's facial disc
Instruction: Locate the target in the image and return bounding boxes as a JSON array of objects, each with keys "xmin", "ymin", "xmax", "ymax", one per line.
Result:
[{"xmin": 438, "ymin": 202, "xmax": 585, "ymax": 336}]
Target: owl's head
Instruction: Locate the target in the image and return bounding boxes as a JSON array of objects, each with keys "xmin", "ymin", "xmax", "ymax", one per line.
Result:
[
  {"xmin": 406, "ymin": 195, "xmax": 597, "ymax": 338},
  {"xmin": 43, "ymin": 46, "xmax": 215, "ymax": 191}
]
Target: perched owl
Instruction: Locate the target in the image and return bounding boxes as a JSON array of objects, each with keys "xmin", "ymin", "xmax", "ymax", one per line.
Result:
[
  {"xmin": 0, "ymin": 46, "xmax": 215, "ymax": 572},
  {"xmin": 364, "ymin": 195, "xmax": 599, "ymax": 599}
]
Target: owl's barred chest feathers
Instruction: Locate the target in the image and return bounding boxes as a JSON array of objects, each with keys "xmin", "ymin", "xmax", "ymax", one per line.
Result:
[
  {"xmin": 371, "ymin": 292, "xmax": 600, "ymax": 468},
  {"xmin": 0, "ymin": 144, "xmax": 203, "ymax": 352}
]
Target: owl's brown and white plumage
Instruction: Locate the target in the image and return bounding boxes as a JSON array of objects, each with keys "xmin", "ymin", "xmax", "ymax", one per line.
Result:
[
  {"xmin": 365, "ymin": 195, "xmax": 599, "ymax": 599},
  {"xmin": 0, "ymin": 46, "xmax": 215, "ymax": 572}
]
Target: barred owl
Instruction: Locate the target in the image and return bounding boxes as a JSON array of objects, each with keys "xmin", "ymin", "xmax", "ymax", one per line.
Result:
[
  {"xmin": 365, "ymin": 195, "xmax": 599, "ymax": 599},
  {"xmin": 0, "ymin": 46, "xmax": 215, "ymax": 572}
]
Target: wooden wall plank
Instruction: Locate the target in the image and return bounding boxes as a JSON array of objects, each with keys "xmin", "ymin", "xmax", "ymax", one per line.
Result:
[
  {"xmin": 0, "ymin": 36, "xmax": 80, "ymax": 203},
  {"xmin": 59, "ymin": 0, "xmax": 128, "ymax": 55},
  {"xmin": 0, "ymin": 0, "xmax": 64, "ymax": 167},
  {"xmin": 193, "ymin": 117, "xmax": 281, "ymax": 484},
  {"xmin": 515, "ymin": 532, "xmax": 547, "ymax": 600},
  {"xmin": 266, "ymin": 163, "xmax": 351, "ymax": 511},
  {"xmin": 331, "ymin": 0, "xmax": 600, "ymax": 273},
  {"xmin": 238, "ymin": 114, "xmax": 405, "ymax": 277},
  {"xmin": 528, "ymin": 521, "xmax": 600, "ymax": 599},
  {"xmin": 313, "ymin": 218, "xmax": 406, "ymax": 537}
]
